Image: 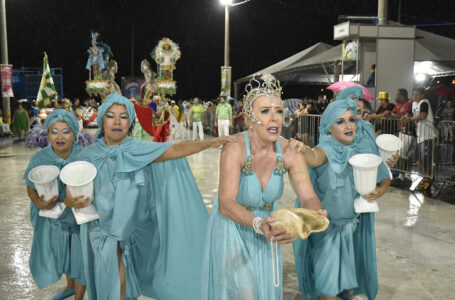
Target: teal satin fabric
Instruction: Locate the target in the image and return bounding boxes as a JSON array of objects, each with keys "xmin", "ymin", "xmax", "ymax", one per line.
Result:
[
  {"xmin": 78, "ymin": 136, "xmax": 208, "ymax": 300},
  {"xmin": 294, "ymin": 100, "xmax": 389, "ymax": 300},
  {"xmin": 23, "ymin": 142, "xmax": 85, "ymax": 288},
  {"xmin": 201, "ymin": 132, "xmax": 285, "ymax": 300}
]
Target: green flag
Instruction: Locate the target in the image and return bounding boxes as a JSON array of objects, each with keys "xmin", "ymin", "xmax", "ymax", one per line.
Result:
[{"xmin": 36, "ymin": 54, "xmax": 58, "ymax": 108}]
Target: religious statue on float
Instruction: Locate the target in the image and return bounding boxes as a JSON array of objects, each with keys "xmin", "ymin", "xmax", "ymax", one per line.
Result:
[
  {"xmin": 140, "ymin": 59, "xmax": 156, "ymax": 104},
  {"xmin": 85, "ymin": 32, "xmax": 120, "ymax": 100},
  {"xmin": 105, "ymin": 60, "xmax": 121, "ymax": 95},
  {"xmin": 151, "ymin": 37, "xmax": 181, "ymax": 96}
]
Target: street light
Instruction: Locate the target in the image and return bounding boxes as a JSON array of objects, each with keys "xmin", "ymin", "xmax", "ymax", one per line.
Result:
[
  {"xmin": 220, "ymin": 0, "xmax": 232, "ymax": 67},
  {"xmin": 219, "ymin": 0, "xmax": 251, "ymax": 97}
]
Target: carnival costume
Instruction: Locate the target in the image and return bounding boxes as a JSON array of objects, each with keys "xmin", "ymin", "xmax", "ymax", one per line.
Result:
[
  {"xmin": 86, "ymin": 32, "xmax": 108, "ymax": 80},
  {"xmin": 293, "ymin": 99, "xmax": 389, "ymax": 300},
  {"xmin": 336, "ymin": 86, "xmax": 383, "ymax": 162},
  {"xmin": 23, "ymin": 110, "xmax": 86, "ymax": 289},
  {"xmin": 85, "ymin": 32, "xmax": 117, "ymax": 98},
  {"xmin": 152, "ymin": 37, "xmax": 181, "ymax": 96},
  {"xmin": 202, "ymin": 74, "xmax": 286, "ymax": 300},
  {"xmin": 78, "ymin": 93, "xmax": 208, "ymax": 300},
  {"xmin": 132, "ymin": 60, "xmax": 155, "ymax": 140}
]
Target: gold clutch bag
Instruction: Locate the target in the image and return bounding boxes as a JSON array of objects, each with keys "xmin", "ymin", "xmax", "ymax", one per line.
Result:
[{"xmin": 270, "ymin": 208, "xmax": 329, "ymax": 241}]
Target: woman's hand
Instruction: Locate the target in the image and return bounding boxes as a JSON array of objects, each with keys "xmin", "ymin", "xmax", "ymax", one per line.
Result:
[
  {"xmin": 260, "ymin": 217, "xmax": 294, "ymax": 244},
  {"xmin": 363, "ymin": 178, "xmax": 390, "ymax": 203},
  {"xmin": 35, "ymin": 195, "xmax": 58, "ymax": 210},
  {"xmin": 386, "ymin": 151, "xmax": 399, "ymax": 168},
  {"xmin": 288, "ymin": 138, "xmax": 310, "ymax": 153},
  {"xmin": 362, "ymin": 189, "xmax": 380, "ymax": 202},
  {"xmin": 210, "ymin": 135, "xmax": 238, "ymax": 148},
  {"xmin": 64, "ymin": 187, "xmax": 90, "ymax": 209},
  {"xmin": 317, "ymin": 209, "xmax": 328, "ymax": 218}
]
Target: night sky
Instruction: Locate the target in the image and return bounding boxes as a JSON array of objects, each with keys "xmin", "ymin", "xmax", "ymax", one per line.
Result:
[{"xmin": 5, "ymin": 0, "xmax": 455, "ymax": 101}]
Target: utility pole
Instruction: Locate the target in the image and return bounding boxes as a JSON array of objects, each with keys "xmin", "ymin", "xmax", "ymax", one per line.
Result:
[
  {"xmin": 1, "ymin": 0, "xmax": 11, "ymax": 125},
  {"xmin": 131, "ymin": 21, "xmax": 135, "ymax": 77}
]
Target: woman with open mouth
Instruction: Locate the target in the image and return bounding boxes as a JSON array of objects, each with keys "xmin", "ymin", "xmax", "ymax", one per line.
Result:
[
  {"xmin": 290, "ymin": 97, "xmax": 391, "ymax": 300},
  {"xmin": 70, "ymin": 92, "xmax": 235, "ymax": 300},
  {"xmin": 24, "ymin": 109, "xmax": 87, "ymax": 300},
  {"xmin": 201, "ymin": 73, "xmax": 325, "ymax": 300}
]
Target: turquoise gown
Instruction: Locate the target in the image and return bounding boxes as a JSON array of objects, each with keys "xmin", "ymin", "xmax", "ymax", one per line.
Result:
[
  {"xmin": 78, "ymin": 136, "xmax": 208, "ymax": 300},
  {"xmin": 201, "ymin": 131, "xmax": 286, "ymax": 300},
  {"xmin": 293, "ymin": 123, "xmax": 389, "ymax": 300},
  {"xmin": 23, "ymin": 142, "xmax": 85, "ymax": 288}
]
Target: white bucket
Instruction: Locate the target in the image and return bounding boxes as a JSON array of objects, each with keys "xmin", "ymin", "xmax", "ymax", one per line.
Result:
[
  {"xmin": 349, "ymin": 154, "xmax": 382, "ymax": 213},
  {"xmin": 28, "ymin": 165, "xmax": 66, "ymax": 218},
  {"xmin": 376, "ymin": 134, "xmax": 403, "ymax": 179},
  {"xmin": 60, "ymin": 161, "xmax": 99, "ymax": 224}
]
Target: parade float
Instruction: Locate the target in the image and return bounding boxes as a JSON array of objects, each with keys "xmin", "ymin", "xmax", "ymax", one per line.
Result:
[
  {"xmin": 132, "ymin": 38, "xmax": 181, "ymax": 142},
  {"xmin": 151, "ymin": 37, "xmax": 181, "ymax": 97},
  {"xmin": 85, "ymin": 32, "xmax": 120, "ymax": 99}
]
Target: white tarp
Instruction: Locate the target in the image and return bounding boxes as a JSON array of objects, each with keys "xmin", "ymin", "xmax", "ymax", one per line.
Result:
[{"xmin": 235, "ymin": 26, "xmax": 455, "ymax": 89}]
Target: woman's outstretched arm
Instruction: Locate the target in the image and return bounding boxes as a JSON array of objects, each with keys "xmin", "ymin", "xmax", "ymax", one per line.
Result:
[{"xmin": 153, "ymin": 135, "xmax": 236, "ymax": 162}]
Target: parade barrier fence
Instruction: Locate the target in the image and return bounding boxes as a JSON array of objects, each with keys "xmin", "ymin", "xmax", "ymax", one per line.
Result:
[{"xmin": 294, "ymin": 115, "xmax": 455, "ymax": 186}]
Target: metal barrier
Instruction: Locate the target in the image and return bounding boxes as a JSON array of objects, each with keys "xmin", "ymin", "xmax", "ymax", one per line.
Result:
[
  {"xmin": 435, "ymin": 120, "xmax": 455, "ymax": 184},
  {"xmin": 295, "ymin": 114, "xmax": 321, "ymax": 147},
  {"xmin": 295, "ymin": 115, "xmax": 455, "ymax": 188}
]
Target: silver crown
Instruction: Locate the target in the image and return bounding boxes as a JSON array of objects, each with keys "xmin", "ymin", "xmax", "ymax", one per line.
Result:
[{"xmin": 243, "ymin": 73, "xmax": 283, "ymax": 123}]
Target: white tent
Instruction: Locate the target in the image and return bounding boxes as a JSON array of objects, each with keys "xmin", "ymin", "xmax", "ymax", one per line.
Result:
[
  {"xmin": 234, "ymin": 26, "xmax": 455, "ymax": 97},
  {"xmin": 414, "ymin": 28, "xmax": 455, "ymax": 77},
  {"xmin": 249, "ymin": 42, "xmax": 332, "ymax": 76}
]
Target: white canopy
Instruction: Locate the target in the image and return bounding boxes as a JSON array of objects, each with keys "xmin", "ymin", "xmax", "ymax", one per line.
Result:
[{"xmin": 235, "ymin": 26, "xmax": 455, "ymax": 92}]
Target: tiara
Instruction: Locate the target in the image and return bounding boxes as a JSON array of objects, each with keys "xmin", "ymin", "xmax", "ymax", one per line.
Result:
[{"xmin": 243, "ymin": 73, "xmax": 283, "ymax": 123}]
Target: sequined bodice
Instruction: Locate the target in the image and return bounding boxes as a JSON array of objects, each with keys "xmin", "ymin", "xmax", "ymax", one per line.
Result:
[{"xmin": 237, "ymin": 131, "xmax": 286, "ymax": 207}]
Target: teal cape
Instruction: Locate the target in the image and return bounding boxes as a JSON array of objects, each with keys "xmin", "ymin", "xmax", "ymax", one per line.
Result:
[
  {"xmin": 293, "ymin": 100, "xmax": 389, "ymax": 300},
  {"xmin": 78, "ymin": 136, "xmax": 208, "ymax": 300},
  {"xmin": 23, "ymin": 142, "xmax": 85, "ymax": 288}
]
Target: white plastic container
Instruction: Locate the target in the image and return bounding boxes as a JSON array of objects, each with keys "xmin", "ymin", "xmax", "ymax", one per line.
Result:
[
  {"xmin": 59, "ymin": 161, "xmax": 99, "ymax": 224},
  {"xmin": 28, "ymin": 165, "xmax": 66, "ymax": 218},
  {"xmin": 376, "ymin": 134, "xmax": 403, "ymax": 179},
  {"xmin": 348, "ymin": 153, "xmax": 382, "ymax": 213}
]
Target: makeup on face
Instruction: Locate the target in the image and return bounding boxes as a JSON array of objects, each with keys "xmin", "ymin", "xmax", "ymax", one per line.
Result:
[
  {"xmin": 250, "ymin": 96, "xmax": 284, "ymax": 140},
  {"xmin": 330, "ymin": 110, "xmax": 356, "ymax": 145},
  {"xmin": 48, "ymin": 121, "xmax": 75, "ymax": 156},
  {"xmin": 103, "ymin": 104, "xmax": 130, "ymax": 145}
]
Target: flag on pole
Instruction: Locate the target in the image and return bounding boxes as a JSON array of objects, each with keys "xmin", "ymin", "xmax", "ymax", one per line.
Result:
[{"xmin": 36, "ymin": 54, "xmax": 58, "ymax": 108}]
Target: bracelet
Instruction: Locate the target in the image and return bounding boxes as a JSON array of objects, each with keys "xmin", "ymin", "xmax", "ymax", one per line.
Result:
[{"xmin": 252, "ymin": 216, "xmax": 264, "ymax": 235}]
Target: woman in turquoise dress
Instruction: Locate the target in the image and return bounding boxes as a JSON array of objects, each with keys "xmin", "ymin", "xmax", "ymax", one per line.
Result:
[
  {"xmin": 201, "ymin": 74, "xmax": 325, "ymax": 300},
  {"xmin": 70, "ymin": 92, "xmax": 234, "ymax": 300},
  {"xmin": 24, "ymin": 109, "xmax": 86, "ymax": 300},
  {"xmin": 291, "ymin": 98, "xmax": 391, "ymax": 300}
]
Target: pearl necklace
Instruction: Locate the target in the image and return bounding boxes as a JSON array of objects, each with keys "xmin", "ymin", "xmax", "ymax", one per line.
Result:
[{"xmin": 271, "ymin": 240, "xmax": 280, "ymax": 288}]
